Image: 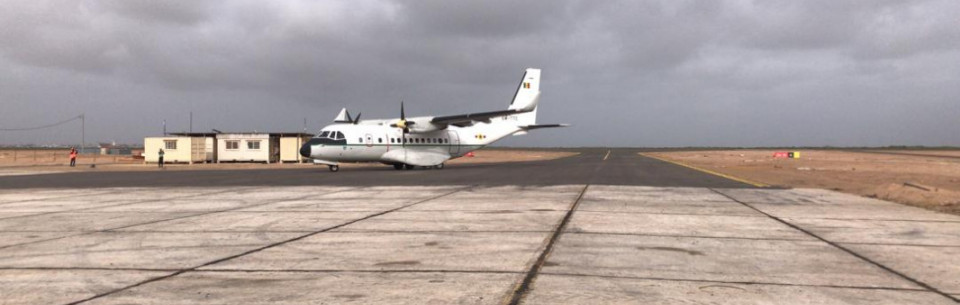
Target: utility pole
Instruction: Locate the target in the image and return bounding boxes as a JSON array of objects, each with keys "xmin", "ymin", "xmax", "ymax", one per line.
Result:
[
  {"xmin": 303, "ymin": 118, "xmax": 307, "ymax": 133},
  {"xmin": 163, "ymin": 120, "xmax": 167, "ymax": 136},
  {"xmin": 190, "ymin": 112, "xmax": 193, "ymax": 133},
  {"xmin": 81, "ymin": 113, "xmax": 85, "ymax": 153}
]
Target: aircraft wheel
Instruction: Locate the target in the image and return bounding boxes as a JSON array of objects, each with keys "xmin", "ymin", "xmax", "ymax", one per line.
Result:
[
  {"xmin": 404, "ymin": 164, "xmax": 415, "ymax": 170},
  {"xmin": 393, "ymin": 164, "xmax": 403, "ymax": 170},
  {"xmin": 435, "ymin": 163, "xmax": 444, "ymax": 170},
  {"xmin": 329, "ymin": 165, "xmax": 339, "ymax": 172}
]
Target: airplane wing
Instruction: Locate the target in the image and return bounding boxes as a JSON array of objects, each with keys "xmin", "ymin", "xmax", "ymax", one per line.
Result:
[
  {"xmin": 381, "ymin": 149, "xmax": 451, "ymax": 166},
  {"xmin": 430, "ymin": 109, "xmax": 526, "ymax": 126},
  {"xmin": 430, "ymin": 90, "xmax": 541, "ymax": 126},
  {"xmin": 520, "ymin": 124, "xmax": 570, "ymax": 130}
]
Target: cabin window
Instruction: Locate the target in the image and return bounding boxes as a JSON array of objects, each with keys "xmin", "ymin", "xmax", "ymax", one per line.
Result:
[
  {"xmin": 247, "ymin": 141, "xmax": 261, "ymax": 150},
  {"xmin": 164, "ymin": 140, "xmax": 177, "ymax": 150},
  {"xmin": 358, "ymin": 137, "xmax": 363, "ymax": 143},
  {"xmin": 226, "ymin": 141, "xmax": 239, "ymax": 150},
  {"xmin": 378, "ymin": 138, "xmax": 382, "ymax": 143}
]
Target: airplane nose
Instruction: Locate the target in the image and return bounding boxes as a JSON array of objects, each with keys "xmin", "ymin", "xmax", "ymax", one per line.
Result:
[{"xmin": 299, "ymin": 144, "xmax": 311, "ymax": 158}]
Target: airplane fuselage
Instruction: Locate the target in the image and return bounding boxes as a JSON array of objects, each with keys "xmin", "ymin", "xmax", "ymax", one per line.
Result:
[{"xmin": 299, "ymin": 117, "xmax": 525, "ymax": 166}]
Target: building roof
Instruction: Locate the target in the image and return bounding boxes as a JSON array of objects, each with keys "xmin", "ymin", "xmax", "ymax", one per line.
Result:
[{"xmin": 168, "ymin": 132, "xmax": 313, "ymax": 137}]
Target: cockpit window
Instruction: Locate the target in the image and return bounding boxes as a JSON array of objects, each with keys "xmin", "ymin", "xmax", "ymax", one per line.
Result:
[
  {"xmin": 318, "ymin": 131, "xmax": 330, "ymax": 138},
  {"xmin": 334, "ymin": 131, "xmax": 345, "ymax": 140}
]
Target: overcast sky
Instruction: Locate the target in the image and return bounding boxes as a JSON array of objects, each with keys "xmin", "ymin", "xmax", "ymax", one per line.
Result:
[{"xmin": 2, "ymin": 0, "xmax": 959, "ymax": 147}]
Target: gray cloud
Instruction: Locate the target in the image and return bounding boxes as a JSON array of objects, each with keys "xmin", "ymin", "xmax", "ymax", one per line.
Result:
[{"xmin": 1, "ymin": 0, "xmax": 958, "ymax": 147}]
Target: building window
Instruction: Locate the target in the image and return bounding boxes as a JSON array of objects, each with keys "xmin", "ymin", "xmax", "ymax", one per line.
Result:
[
  {"xmin": 358, "ymin": 137, "xmax": 363, "ymax": 143},
  {"xmin": 226, "ymin": 141, "xmax": 239, "ymax": 150},
  {"xmin": 247, "ymin": 141, "xmax": 261, "ymax": 150},
  {"xmin": 164, "ymin": 140, "xmax": 177, "ymax": 150}
]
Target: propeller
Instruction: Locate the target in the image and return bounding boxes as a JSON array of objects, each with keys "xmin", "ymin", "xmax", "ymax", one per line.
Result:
[
  {"xmin": 390, "ymin": 101, "xmax": 415, "ymax": 134},
  {"xmin": 387, "ymin": 101, "xmax": 418, "ymax": 148}
]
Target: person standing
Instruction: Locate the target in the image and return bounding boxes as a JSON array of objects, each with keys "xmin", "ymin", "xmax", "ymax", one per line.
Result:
[
  {"xmin": 158, "ymin": 148, "xmax": 165, "ymax": 168},
  {"xmin": 69, "ymin": 148, "xmax": 78, "ymax": 167}
]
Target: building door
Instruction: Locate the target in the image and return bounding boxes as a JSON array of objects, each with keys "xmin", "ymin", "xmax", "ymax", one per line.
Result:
[{"xmin": 447, "ymin": 131, "xmax": 460, "ymax": 155}]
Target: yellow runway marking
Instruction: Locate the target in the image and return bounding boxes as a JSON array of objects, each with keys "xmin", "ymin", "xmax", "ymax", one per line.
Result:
[
  {"xmin": 603, "ymin": 150, "xmax": 611, "ymax": 161},
  {"xmin": 638, "ymin": 152, "xmax": 770, "ymax": 187}
]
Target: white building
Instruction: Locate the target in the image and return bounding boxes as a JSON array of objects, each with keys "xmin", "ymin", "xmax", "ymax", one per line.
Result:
[
  {"xmin": 216, "ymin": 133, "xmax": 278, "ymax": 163},
  {"xmin": 145, "ymin": 132, "xmax": 312, "ymax": 164},
  {"xmin": 279, "ymin": 134, "xmax": 312, "ymax": 163},
  {"xmin": 143, "ymin": 136, "xmax": 215, "ymax": 164}
]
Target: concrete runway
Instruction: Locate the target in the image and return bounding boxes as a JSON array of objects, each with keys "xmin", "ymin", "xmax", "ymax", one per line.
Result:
[
  {"xmin": 0, "ymin": 149, "xmax": 749, "ymax": 188},
  {"xmin": 1, "ymin": 151, "xmax": 959, "ymax": 304}
]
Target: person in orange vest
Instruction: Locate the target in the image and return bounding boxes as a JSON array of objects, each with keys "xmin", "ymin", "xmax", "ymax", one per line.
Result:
[{"xmin": 69, "ymin": 148, "xmax": 78, "ymax": 167}]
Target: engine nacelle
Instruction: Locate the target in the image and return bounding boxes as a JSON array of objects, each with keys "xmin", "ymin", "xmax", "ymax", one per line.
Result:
[{"xmin": 405, "ymin": 117, "xmax": 445, "ymax": 133}]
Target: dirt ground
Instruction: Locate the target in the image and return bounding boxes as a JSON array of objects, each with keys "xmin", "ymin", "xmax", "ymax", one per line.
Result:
[
  {"xmin": 0, "ymin": 149, "xmax": 577, "ymax": 174},
  {"xmin": 0, "ymin": 149, "xmax": 140, "ymax": 166},
  {"xmin": 650, "ymin": 150, "xmax": 960, "ymax": 216}
]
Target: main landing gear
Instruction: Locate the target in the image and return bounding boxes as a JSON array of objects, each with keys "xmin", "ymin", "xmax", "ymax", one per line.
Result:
[
  {"xmin": 392, "ymin": 163, "xmax": 445, "ymax": 170},
  {"xmin": 328, "ymin": 165, "xmax": 339, "ymax": 172}
]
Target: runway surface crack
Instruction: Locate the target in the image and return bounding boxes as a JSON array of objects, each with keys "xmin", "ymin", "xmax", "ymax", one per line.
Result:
[
  {"xmin": 64, "ymin": 186, "xmax": 471, "ymax": 305},
  {"xmin": 710, "ymin": 188, "xmax": 960, "ymax": 303},
  {"xmin": 504, "ymin": 184, "xmax": 589, "ymax": 305}
]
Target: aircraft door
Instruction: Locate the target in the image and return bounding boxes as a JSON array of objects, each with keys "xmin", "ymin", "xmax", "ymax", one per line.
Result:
[{"xmin": 447, "ymin": 131, "xmax": 460, "ymax": 155}]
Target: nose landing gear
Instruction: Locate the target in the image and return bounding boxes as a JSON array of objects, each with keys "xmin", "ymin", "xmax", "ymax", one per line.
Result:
[{"xmin": 328, "ymin": 165, "xmax": 339, "ymax": 172}]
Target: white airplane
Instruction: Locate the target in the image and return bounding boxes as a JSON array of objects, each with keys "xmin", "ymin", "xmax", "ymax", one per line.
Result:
[{"xmin": 299, "ymin": 68, "xmax": 567, "ymax": 172}]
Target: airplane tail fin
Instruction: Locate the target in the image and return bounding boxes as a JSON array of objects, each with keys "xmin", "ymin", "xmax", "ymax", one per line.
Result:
[{"xmin": 508, "ymin": 68, "xmax": 540, "ymax": 125}]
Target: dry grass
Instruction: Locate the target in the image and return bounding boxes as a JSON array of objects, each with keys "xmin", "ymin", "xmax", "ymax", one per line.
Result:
[{"xmin": 650, "ymin": 150, "xmax": 960, "ymax": 216}]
